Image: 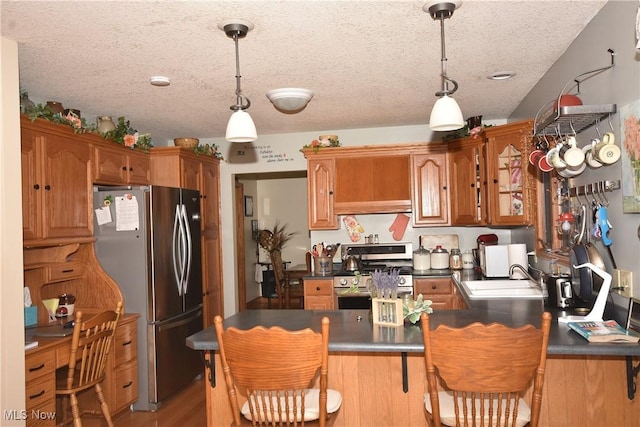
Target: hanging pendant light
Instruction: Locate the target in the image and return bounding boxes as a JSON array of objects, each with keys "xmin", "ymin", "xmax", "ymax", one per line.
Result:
[
  {"xmin": 222, "ymin": 20, "xmax": 257, "ymax": 143},
  {"xmin": 424, "ymin": 1, "xmax": 464, "ymax": 132}
]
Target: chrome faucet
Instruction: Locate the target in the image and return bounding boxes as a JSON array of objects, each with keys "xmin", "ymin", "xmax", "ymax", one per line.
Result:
[{"xmin": 509, "ymin": 264, "xmax": 538, "ymax": 283}]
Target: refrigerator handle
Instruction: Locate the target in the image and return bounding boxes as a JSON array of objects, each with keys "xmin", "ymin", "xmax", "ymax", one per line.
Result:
[
  {"xmin": 180, "ymin": 204, "xmax": 193, "ymax": 296},
  {"xmin": 172, "ymin": 204, "xmax": 184, "ymax": 296}
]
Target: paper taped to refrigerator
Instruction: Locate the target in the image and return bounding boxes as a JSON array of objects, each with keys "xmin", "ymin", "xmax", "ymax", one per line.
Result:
[{"xmin": 115, "ymin": 195, "xmax": 139, "ymax": 231}]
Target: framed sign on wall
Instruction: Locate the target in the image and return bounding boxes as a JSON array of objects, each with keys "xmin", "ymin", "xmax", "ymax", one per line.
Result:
[{"xmin": 244, "ymin": 196, "xmax": 254, "ymax": 217}]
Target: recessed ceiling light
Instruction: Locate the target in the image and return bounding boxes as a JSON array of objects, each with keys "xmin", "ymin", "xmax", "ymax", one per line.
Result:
[
  {"xmin": 488, "ymin": 71, "xmax": 516, "ymax": 80},
  {"xmin": 150, "ymin": 76, "xmax": 170, "ymax": 86}
]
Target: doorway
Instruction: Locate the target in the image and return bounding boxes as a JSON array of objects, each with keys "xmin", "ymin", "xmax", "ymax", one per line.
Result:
[{"xmin": 234, "ymin": 171, "xmax": 308, "ymax": 310}]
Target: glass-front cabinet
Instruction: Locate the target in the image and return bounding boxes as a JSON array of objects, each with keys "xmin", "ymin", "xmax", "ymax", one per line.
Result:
[{"xmin": 485, "ymin": 120, "xmax": 536, "ymax": 226}]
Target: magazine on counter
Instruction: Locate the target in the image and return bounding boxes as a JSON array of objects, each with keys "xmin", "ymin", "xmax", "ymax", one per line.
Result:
[{"xmin": 567, "ymin": 320, "xmax": 640, "ymax": 343}]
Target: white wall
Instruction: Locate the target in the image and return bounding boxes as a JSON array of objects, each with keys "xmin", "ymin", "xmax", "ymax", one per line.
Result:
[
  {"xmin": 511, "ymin": 0, "xmax": 640, "ymax": 304},
  {"xmin": 1, "ymin": 36, "xmax": 27, "ymax": 426}
]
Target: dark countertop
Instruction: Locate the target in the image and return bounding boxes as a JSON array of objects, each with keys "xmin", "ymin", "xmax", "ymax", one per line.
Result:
[{"xmin": 187, "ymin": 273, "xmax": 640, "ymax": 357}]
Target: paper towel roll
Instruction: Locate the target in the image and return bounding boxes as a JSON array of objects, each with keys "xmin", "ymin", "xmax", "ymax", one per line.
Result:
[{"xmin": 508, "ymin": 244, "xmax": 529, "ymax": 278}]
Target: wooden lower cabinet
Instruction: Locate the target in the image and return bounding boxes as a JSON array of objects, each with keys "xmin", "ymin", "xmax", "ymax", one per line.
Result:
[
  {"xmin": 25, "ymin": 349, "xmax": 56, "ymax": 426},
  {"xmin": 413, "ymin": 277, "xmax": 459, "ymax": 310},
  {"xmin": 304, "ymin": 278, "xmax": 334, "ymax": 310},
  {"xmin": 204, "ymin": 351, "xmax": 640, "ymax": 426}
]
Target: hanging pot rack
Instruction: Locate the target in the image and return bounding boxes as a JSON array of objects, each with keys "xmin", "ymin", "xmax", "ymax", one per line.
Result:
[{"xmin": 533, "ymin": 49, "xmax": 617, "ymax": 137}]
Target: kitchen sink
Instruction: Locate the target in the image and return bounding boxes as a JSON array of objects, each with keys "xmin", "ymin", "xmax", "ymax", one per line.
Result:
[{"xmin": 461, "ymin": 280, "xmax": 543, "ymax": 300}]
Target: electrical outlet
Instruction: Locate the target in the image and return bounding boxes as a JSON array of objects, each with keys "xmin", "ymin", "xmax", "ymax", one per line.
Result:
[{"xmin": 613, "ymin": 269, "xmax": 634, "ymax": 298}]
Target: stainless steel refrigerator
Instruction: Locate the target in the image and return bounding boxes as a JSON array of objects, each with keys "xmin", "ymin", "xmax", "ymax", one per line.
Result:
[{"xmin": 93, "ymin": 185, "xmax": 203, "ymax": 411}]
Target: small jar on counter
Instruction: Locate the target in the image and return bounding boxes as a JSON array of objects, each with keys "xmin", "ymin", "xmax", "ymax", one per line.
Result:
[
  {"xmin": 449, "ymin": 248, "xmax": 462, "ymax": 270},
  {"xmin": 431, "ymin": 246, "xmax": 449, "ymax": 269},
  {"xmin": 413, "ymin": 246, "xmax": 431, "ymax": 270},
  {"xmin": 461, "ymin": 250, "xmax": 475, "ymax": 269}
]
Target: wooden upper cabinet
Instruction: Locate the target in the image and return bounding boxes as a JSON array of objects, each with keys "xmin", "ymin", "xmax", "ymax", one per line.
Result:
[
  {"xmin": 484, "ymin": 120, "xmax": 535, "ymax": 226},
  {"xmin": 411, "ymin": 152, "xmax": 449, "ymax": 226},
  {"xmin": 449, "ymin": 138, "xmax": 485, "ymax": 225},
  {"xmin": 21, "ymin": 117, "xmax": 93, "ymax": 243},
  {"xmin": 92, "ymin": 141, "xmax": 150, "ymax": 185},
  {"xmin": 334, "ymin": 154, "xmax": 411, "ymax": 214},
  {"xmin": 306, "ymin": 157, "xmax": 338, "ymax": 229}
]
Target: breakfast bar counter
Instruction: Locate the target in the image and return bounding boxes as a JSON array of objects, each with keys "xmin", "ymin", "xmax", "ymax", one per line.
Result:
[{"xmin": 187, "ymin": 298, "xmax": 640, "ymax": 426}]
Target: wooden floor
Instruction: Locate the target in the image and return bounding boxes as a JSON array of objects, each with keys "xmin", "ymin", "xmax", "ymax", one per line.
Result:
[{"xmin": 80, "ymin": 378, "xmax": 206, "ymax": 427}]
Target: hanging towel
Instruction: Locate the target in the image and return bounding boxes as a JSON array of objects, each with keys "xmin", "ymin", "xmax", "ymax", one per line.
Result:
[{"xmin": 254, "ymin": 263, "xmax": 266, "ymax": 283}]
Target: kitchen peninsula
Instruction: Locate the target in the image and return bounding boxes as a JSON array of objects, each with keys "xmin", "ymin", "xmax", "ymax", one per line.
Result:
[{"xmin": 187, "ymin": 282, "xmax": 640, "ymax": 427}]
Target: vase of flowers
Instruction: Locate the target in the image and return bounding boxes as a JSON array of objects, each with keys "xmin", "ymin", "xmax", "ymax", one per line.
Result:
[{"xmin": 257, "ymin": 223, "xmax": 296, "ymax": 284}]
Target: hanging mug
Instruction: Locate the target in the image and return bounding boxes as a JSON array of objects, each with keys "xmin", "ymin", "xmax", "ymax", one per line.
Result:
[
  {"xmin": 558, "ymin": 136, "xmax": 584, "ymax": 168},
  {"xmin": 97, "ymin": 116, "xmax": 116, "ymax": 134}
]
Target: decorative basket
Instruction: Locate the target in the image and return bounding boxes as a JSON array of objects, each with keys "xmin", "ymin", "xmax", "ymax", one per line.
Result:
[{"xmin": 173, "ymin": 138, "xmax": 199, "ymax": 148}]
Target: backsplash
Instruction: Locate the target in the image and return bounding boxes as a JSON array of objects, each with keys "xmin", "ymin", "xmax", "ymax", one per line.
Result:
[{"xmin": 310, "ymin": 213, "xmax": 521, "ymax": 260}]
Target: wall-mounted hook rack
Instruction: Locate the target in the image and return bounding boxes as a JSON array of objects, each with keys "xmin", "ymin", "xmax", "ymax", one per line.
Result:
[{"xmin": 569, "ymin": 179, "xmax": 620, "ymax": 198}]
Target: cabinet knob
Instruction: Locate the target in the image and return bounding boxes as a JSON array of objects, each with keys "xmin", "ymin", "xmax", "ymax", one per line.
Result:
[
  {"xmin": 122, "ymin": 166, "xmax": 127, "ymax": 171},
  {"xmin": 442, "ymin": 186, "xmax": 447, "ymax": 190},
  {"xmin": 470, "ymin": 183, "xmax": 475, "ymax": 188},
  {"xmin": 129, "ymin": 167, "xmax": 133, "ymax": 171},
  {"xmin": 33, "ymin": 184, "xmax": 40, "ymax": 190},
  {"xmin": 316, "ymin": 287, "xmax": 321, "ymax": 291},
  {"xmin": 329, "ymin": 191, "xmax": 333, "ymax": 195},
  {"xmin": 493, "ymin": 179, "xmax": 498, "ymax": 184},
  {"xmin": 44, "ymin": 185, "xmax": 51, "ymax": 190}
]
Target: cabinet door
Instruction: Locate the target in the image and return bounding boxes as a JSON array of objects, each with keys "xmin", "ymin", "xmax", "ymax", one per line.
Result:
[
  {"xmin": 93, "ymin": 144, "xmax": 128, "ymax": 184},
  {"xmin": 200, "ymin": 160, "xmax": 220, "ymax": 233},
  {"xmin": 485, "ymin": 122, "xmax": 533, "ymax": 225},
  {"xmin": 411, "ymin": 153, "xmax": 449, "ymax": 226},
  {"xmin": 41, "ymin": 136, "xmax": 92, "ymax": 239},
  {"xmin": 414, "ymin": 278, "xmax": 454, "ymax": 310},
  {"xmin": 21, "ymin": 130, "xmax": 40, "ymax": 240},
  {"xmin": 450, "ymin": 141, "xmax": 484, "ymax": 225},
  {"xmin": 334, "ymin": 155, "xmax": 411, "ymax": 214},
  {"xmin": 307, "ymin": 158, "xmax": 338, "ymax": 229},
  {"xmin": 181, "ymin": 157, "xmax": 201, "ymax": 191},
  {"xmin": 126, "ymin": 150, "xmax": 151, "ymax": 184}
]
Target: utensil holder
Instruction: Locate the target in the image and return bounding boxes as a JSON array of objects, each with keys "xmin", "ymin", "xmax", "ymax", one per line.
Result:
[
  {"xmin": 372, "ymin": 298, "xmax": 404, "ymax": 326},
  {"xmin": 313, "ymin": 256, "xmax": 332, "ymax": 276}
]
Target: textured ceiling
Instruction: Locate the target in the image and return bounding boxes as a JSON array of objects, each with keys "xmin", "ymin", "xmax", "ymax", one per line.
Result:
[{"xmin": 1, "ymin": 0, "xmax": 607, "ymax": 144}]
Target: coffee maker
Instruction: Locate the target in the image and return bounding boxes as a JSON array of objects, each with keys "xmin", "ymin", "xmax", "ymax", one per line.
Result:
[{"xmin": 546, "ymin": 274, "xmax": 574, "ymax": 308}]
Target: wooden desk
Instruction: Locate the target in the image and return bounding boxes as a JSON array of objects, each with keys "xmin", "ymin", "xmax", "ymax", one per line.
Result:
[{"xmin": 24, "ymin": 314, "xmax": 138, "ymax": 427}]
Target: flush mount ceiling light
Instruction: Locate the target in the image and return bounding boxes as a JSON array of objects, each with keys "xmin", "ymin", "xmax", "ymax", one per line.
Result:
[
  {"xmin": 424, "ymin": 0, "xmax": 464, "ymax": 132},
  {"xmin": 266, "ymin": 88, "xmax": 314, "ymax": 114},
  {"xmin": 488, "ymin": 71, "xmax": 516, "ymax": 80},
  {"xmin": 150, "ymin": 76, "xmax": 171, "ymax": 87},
  {"xmin": 221, "ymin": 20, "xmax": 257, "ymax": 143}
]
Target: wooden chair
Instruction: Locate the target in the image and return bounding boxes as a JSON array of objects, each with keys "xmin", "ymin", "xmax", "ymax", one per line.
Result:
[
  {"xmin": 56, "ymin": 301, "xmax": 123, "ymax": 427},
  {"xmin": 420, "ymin": 311, "xmax": 552, "ymax": 427},
  {"xmin": 213, "ymin": 315, "xmax": 342, "ymax": 426},
  {"xmin": 281, "ymin": 253, "xmax": 311, "ymax": 309}
]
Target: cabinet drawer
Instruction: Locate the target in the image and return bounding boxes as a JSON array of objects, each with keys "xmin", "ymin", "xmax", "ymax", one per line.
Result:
[
  {"xmin": 26, "ymin": 398, "xmax": 56, "ymax": 427},
  {"xmin": 114, "ymin": 360, "xmax": 138, "ymax": 411},
  {"xmin": 25, "ymin": 350, "xmax": 56, "ymax": 382},
  {"xmin": 414, "ymin": 278, "xmax": 452, "ymax": 295},
  {"xmin": 304, "ymin": 280, "xmax": 333, "ymax": 297},
  {"xmin": 115, "ymin": 323, "xmax": 137, "ymax": 365},
  {"xmin": 25, "ymin": 374, "xmax": 55, "ymax": 413},
  {"xmin": 304, "ymin": 296, "xmax": 334, "ymax": 310},
  {"xmin": 43, "ymin": 262, "xmax": 85, "ymax": 283}
]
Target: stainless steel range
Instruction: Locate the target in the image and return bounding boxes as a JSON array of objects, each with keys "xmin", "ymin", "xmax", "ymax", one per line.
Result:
[{"xmin": 333, "ymin": 242, "xmax": 413, "ymax": 309}]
